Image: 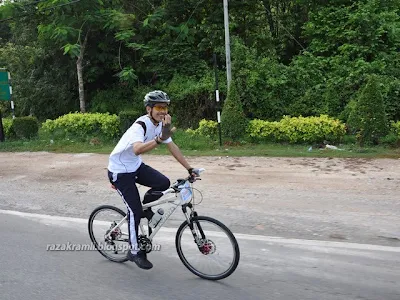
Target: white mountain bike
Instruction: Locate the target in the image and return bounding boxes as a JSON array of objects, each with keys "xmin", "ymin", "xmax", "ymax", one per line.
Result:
[{"xmin": 88, "ymin": 169, "xmax": 240, "ymax": 280}]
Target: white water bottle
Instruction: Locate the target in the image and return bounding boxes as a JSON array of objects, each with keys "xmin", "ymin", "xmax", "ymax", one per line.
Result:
[{"xmin": 149, "ymin": 208, "xmax": 164, "ymax": 228}]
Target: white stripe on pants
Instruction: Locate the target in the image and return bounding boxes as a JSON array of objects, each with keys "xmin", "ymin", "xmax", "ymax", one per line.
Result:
[{"xmin": 118, "ymin": 189, "xmax": 138, "ymax": 255}]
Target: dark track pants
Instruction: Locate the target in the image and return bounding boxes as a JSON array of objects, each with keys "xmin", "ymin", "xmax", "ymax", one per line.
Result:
[{"xmin": 108, "ymin": 163, "xmax": 170, "ymax": 254}]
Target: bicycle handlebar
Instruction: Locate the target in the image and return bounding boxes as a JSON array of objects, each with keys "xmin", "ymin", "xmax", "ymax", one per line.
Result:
[
  {"xmin": 187, "ymin": 167, "xmax": 205, "ymax": 183},
  {"xmin": 156, "ymin": 168, "xmax": 206, "ymax": 196}
]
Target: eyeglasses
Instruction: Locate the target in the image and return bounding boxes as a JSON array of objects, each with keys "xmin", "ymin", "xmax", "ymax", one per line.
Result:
[{"xmin": 153, "ymin": 105, "xmax": 168, "ymax": 112}]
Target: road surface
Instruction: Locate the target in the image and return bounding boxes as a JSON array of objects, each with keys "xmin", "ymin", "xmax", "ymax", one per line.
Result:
[{"xmin": 1, "ymin": 210, "xmax": 399, "ymax": 300}]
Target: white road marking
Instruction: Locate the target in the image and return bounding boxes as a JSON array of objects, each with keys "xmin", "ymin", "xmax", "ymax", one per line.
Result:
[{"xmin": 1, "ymin": 209, "xmax": 399, "ymax": 253}]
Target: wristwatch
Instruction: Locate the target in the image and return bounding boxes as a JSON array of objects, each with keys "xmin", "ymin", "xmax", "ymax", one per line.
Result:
[{"xmin": 154, "ymin": 136, "xmax": 162, "ymax": 145}]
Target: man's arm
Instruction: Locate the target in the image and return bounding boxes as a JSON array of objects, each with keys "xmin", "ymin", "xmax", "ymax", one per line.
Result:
[
  {"xmin": 166, "ymin": 141, "xmax": 192, "ymax": 171},
  {"xmin": 133, "ymin": 137, "xmax": 162, "ymax": 155}
]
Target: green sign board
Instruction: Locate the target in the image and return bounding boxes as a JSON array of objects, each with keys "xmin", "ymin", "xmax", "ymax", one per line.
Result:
[{"xmin": 0, "ymin": 70, "xmax": 11, "ymax": 101}]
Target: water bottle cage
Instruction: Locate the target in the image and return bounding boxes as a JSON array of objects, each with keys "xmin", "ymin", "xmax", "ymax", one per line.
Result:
[{"xmin": 149, "ymin": 208, "xmax": 165, "ymax": 229}]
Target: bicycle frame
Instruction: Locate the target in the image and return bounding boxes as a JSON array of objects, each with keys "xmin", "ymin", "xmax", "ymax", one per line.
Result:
[
  {"xmin": 90, "ymin": 168, "xmax": 240, "ymax": 280},
  {"xmin": 105, "ymin": 179, "xmax": 194, "ymax": 241},
  {"xmin": 141, "ymin": 191, "xmax": 189, "ymax": 240}
]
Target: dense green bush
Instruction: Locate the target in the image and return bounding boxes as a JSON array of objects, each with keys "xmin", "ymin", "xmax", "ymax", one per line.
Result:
[
  {"xmin": 231, "ymin": 39, "xmax": 291, "ymax": 120},
  {"xmin": 42, "ymin": 112, "xmax": 120, "ymax": 140},
  {"xmin": 2, "ymin": 0, "xmax": 400, "ymax": 127},
  {"xmin": 0, "ymin": 43, "xmax": 78, "ymax": 121},
  {"xmin": 186, "ymin": 119, "xmax": 218, "ymax": 139},
  {"xmin": 190, "ymin": 115, "xmax": 346, "ymax": 144},
  {"xmin": 221, "ymin": 80, "xmax": 248, "ymax": 141},
  {"xmin": 380, "ymin": 121, "xmax": 400, "ymax": 146},
  {"xmin": 166, "ymin": 73, "xmax": 217, "ymax": 129},
  {"xmin": 384, "ymin": 80, "xmax": 400, "ymax": 121},
  {"xmin": 246, "ymin": 119, "xmax": 280, "ymax": 142},
  {"xmin": 277, "ymin": 115, "xmax": 346, "ymax": 143},
  {"xmin": 247, "ymin": 115, "xmax": 346, "ymax": 144},
  {"xmin": 391, "ymin": 121, "xmax": 400, "ymax": 137},
  {"xmin": 119, "ymin": 110, "xmax": 143, "ymax": 134},
  {"xmin": 89, "ymin": 88, "xmax": 133, "ymax": 114},
  {"xmin": 171, "ymin": 128, "xmax": 218, "ymax": 150},
  {"xmin": 347, "ymin": 75, "xmax": 389, "ymax": 146},
  {"xmin": 1, "ymin": 118, "xmax": 15, "ymax": 139},
  {"xmin": 12, "ymin": 116, "xmax": 39, "ymax": 139}
]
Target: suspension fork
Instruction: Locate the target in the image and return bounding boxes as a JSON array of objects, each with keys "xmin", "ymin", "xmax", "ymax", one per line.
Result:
[{"xmin": 182, "ymin": 204, "xmax": 206, "ymax": 246}]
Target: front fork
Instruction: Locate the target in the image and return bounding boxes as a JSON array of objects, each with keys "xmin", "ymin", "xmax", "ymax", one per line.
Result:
[{"xmin": 182, "ymin": 203, "xmax": 206, "ymax": 247}]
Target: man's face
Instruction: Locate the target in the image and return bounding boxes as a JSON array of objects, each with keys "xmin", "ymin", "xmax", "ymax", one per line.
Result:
[{"xmin": 148, "ymin": 103, "xmax": 168, "ymax": 122}]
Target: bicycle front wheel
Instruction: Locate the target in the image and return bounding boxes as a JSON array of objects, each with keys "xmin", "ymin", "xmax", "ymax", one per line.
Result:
[
  {"xmin": 88, "ymin": 205, "xmax": 129, "ymax": 263},
  {"xmin": 175, "ymin": 216, "xmax": 240, "ymax": 280}
]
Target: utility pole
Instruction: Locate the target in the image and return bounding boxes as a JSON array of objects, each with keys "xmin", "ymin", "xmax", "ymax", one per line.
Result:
[{"xmin": 223, "ymin": 0, "xmax": 231, "ymax": 90}]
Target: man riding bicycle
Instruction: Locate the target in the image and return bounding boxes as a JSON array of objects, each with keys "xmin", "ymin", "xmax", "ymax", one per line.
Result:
[{"xmin": 107, "ymin": 90, "xmax": 200, "ymax": 270}]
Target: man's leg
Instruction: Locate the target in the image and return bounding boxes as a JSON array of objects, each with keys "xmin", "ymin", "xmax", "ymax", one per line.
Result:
[
  {"xmin": 108, "ymin": 171, "xmax": 142, "ymax": 254},
  {"xmin": 136, "ymin": 163, "xmax": 170, "ymax": 204},
  {"xmin": 108, "ymin": 171, "xmax": 153, "ymax": 269}
]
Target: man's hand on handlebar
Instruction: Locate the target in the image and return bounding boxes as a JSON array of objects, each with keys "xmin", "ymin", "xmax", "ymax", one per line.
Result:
[
  {"xmin": 188, "ymin": 168, "xmax": 201, "ymax": 177},
  {"xmin": 187, "ymin": 168, "xmax": 204, "ymax": 182}
]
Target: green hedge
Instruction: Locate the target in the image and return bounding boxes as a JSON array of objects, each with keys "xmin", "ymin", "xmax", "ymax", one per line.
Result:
[
  {"xmin": 119, "ymin": 110, "xmax": 143, "ymax": 134},
  {"xmin": 1, "ymin": 117, "xmax": 38, "ymax": 139},
  {"xmin": 5, "ymin": 113, "xmax": 349, "ymax": 144},
  {"xmin": 2, "ymin": 118, "xmax": 15, "ymax": 139},
  {"xmin": 186, "ymin": 119, "xmax": 219, "ymax": 139},
  {"xmin": 2, "ymin": 119, "xmax": 15, "ymax": 139},
  {"xmin": 273, "ymin": 115, "xmax": 346, "ymax": 144},
  {"xmin": 166, "ymin": 73, "xmax": 216, "ymax": 128},
  {"xmin": 391, "ymin": 121, "xmax": 400, "ymax": 137},
  {"xmin": 189, "ymin": 115, "xmax": 346, "ymax": 144},
  {"xmin": 42, "ymin": 112, "xmax": 120, "ymax": 139},
  {"xmin": 13, "ymin": 116, "xmax": 39, "ymax": 139}
]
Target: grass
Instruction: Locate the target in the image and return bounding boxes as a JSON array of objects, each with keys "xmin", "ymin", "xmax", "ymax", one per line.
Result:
[{"xmin": 1, "ymin": 129, "xmax": 400, "ymax": 159}]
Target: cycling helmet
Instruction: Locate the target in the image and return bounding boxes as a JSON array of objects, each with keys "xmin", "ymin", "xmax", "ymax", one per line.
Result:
[{"xmin": 143, "ymin": 90, "xmax": 170, "ymax": 107}]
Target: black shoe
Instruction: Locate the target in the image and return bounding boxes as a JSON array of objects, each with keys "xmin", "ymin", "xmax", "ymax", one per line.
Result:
[{"xmin": 127, "ymin": 250, "xmax": 153, "ymax": 270}]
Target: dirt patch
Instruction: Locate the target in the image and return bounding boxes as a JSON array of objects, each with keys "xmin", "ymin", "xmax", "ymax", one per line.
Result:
[{"xmin": 0, "ymin": 152, "xmax": 399, "ymax": 246}]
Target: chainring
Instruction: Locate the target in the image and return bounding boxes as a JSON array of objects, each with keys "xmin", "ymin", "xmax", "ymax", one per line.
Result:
[{"xmin": 138, "ymin": 235, "xmax": 153, "ymax": 253}]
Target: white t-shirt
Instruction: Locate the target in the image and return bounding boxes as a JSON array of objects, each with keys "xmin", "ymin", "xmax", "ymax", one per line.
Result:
[{"xmin": 108, "ymin": 115, "xmax": 172, "ymax": 173}]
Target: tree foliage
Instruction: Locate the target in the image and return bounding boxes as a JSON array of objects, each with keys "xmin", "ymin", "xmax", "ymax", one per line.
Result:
[
  {"xmin": 221, "ymin": 79, "xmax": 248, "ymax": 140},
  {"xmin": 348, "ymin": 75, "xmax": 389, "ymax": 146},
  {"xmin": 0, "ymin": 0, "xmax": 399, "ymax": 138}
]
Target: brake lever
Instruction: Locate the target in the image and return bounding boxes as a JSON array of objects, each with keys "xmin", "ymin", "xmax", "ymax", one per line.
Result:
[{"xmin": 188, "ymin": 176, "xmax": 201, "ymax": 183}]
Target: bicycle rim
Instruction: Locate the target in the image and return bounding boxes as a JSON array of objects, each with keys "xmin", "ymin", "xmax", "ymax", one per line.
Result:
[
  {"xmin": 176, "ymin": 216, "xmax": 240, "ymax": 280},
  {"xmin": 88, "ymin": 205, "xmax": 129, "ymax": 263}
]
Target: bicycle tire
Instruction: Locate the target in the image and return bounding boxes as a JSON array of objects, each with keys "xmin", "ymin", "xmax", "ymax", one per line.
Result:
[
  {"xmin": 175, "ymin": 215, "xmax": 240, "ymax": 280},
  {"xmin": 88, "ymin": 205, "xmax": 129, "ymax": 263}
]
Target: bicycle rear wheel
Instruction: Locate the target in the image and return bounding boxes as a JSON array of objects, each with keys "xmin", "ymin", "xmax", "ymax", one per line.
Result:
[
  {"xmin": 88, "ymin": 205, "xmax": 129, "ymax": 263},
  {"xmin": 175, "ymin": 216, "xmax": 240, "ymax": 280}
]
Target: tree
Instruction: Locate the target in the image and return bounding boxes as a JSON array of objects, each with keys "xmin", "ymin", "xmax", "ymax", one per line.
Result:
[
  {"xmin": 221, "ymin": 79, "xmax": 248, "ymax": 141},
  {"xmin": 36, "ymin": 0, "xmax": 131, "ymax": 113},
  {"xmin": 348, "ymin": 75, "xmax": 389, "ymax": 146}
]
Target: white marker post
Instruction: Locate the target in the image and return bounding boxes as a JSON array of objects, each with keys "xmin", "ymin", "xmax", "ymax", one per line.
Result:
[
  {"xmin": 214, "ymin": 54, "xmax": 222, "ymax": 146},
  {"xmin": 8, "ymin": 72, "xmax": 15, "ymax": 119},
  {"xmin": 8, "ymin": 71, "xmax": 15, "ymax": 119}
]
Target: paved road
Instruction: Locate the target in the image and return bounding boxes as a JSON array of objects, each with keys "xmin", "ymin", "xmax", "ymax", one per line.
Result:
[
  {"xmin": 1, "ymin": 210, "xmax": 399, "ymax": 300},
  {"xmin": 0, "ymin": 152, "xmax": 399, "ymax": 247}
]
